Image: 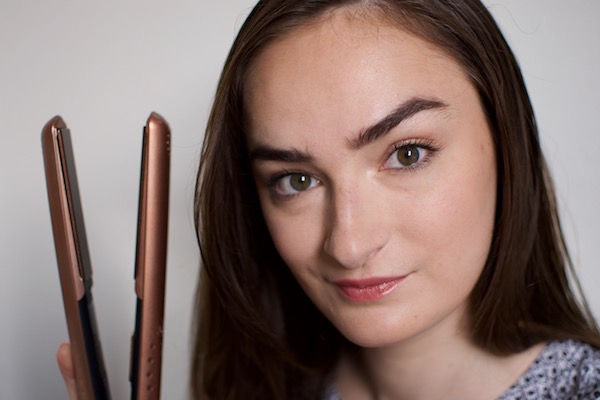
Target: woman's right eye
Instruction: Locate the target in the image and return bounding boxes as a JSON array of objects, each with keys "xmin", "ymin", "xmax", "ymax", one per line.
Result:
[{"xmin": 271, "ymin": 172, "xmax": 319, "ymax": 197}]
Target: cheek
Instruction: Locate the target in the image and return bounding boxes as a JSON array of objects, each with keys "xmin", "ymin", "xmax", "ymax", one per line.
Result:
[
  {"xmin": 418, "ymin": 143, "xmax": 497, "ymax": 283},
  {"xmin": 258, "ymin": 195, "xmax": 325, "ymax": 274}
]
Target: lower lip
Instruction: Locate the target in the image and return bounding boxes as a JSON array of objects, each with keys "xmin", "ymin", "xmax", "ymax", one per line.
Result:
[{"xmin": 335, "ymin": 277, "xmax": 406, "ymax": 303}]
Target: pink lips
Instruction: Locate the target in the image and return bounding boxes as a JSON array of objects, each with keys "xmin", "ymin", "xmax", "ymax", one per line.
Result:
[{"xmin": 333, "ymin": 276, "xmax": 407, "ymax": 303}]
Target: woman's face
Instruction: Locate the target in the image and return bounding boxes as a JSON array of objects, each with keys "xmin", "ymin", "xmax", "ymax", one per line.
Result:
[{"xmin": 245, "ymin": 12, "xmax": 497, "ymax": 348}]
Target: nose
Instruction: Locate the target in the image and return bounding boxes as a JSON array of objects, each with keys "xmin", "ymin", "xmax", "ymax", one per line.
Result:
[{"xmin": 323, "ymin": 181, "xmax": 388, "ymax": 269}]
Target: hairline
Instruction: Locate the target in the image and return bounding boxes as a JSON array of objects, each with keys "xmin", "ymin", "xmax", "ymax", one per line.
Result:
[{"xmin": 241, "ymin": 1, "xmax": 489, "ymax": 148}]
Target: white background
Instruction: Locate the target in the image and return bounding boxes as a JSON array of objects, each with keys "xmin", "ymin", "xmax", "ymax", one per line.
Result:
[{"xmin": 1, "ymin": 1, "xmax": 598, "ymax": 399}]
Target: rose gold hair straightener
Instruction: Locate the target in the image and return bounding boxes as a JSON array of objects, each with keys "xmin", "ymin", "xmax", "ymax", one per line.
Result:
[
  {"xmin": 130, "ymin": 112, "xmax": 170, "ymax": 400},
  {"xmin": 42, "ymin": 113, "xmax": 170, "ymax": 400}
]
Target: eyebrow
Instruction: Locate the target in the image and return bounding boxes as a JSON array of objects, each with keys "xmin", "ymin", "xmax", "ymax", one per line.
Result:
[
  {"xmin": 349, "ymin": 97, "xmax": 448, "ymax": 149},
  {"xmin": 249, "ymin": 97, "xmax": 447, "ymax": 162},
  {"xmin": 249, "ymin": 146, "xmax": 313, "ymax": 163}
]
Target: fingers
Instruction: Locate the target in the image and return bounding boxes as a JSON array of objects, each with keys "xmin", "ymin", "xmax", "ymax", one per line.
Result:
[{"xmin": 56, "ymin": 343, "xmax": 78, "ymax": 400}]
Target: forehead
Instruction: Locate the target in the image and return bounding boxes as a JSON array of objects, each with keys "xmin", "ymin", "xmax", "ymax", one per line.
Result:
[{"xmin": 243, "ymin": 9, "xmax": 470, "ymax": 146}]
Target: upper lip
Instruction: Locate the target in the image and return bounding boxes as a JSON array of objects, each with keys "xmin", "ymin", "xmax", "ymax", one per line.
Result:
[{"xmin": 332, "ymin": 275, "xmax": 408, "ymax": 288}]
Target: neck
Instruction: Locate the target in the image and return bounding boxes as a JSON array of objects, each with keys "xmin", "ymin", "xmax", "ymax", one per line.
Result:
[{"xmin": 334, "ymin": 311, "xmax": 543, "ymax": 400}]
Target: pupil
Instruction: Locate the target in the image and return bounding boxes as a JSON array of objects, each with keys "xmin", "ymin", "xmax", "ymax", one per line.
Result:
[
  {"xmin": 290, "ymin": 174, "xmax": 311, "ymax": 191},
  {"xmin": 398, "ymin": 146, "xmax": 419, "ymax": 166}
]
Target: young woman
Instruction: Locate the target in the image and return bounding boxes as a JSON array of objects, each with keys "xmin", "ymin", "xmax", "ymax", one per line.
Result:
[
  {"xmin": 191, "ymin": 0, "xmax": 600, "ymax": 398},
  {"xmin": 59, "ymin": 0, "xmax": 600, "ymax": 398}
]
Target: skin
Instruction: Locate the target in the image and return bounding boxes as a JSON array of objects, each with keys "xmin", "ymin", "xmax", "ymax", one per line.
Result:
[
  {"xmin": 246, "ymin": 9, "xmax": 543, "ymax": 400},
  {"xmin": 57, "ymin": 8, "xmax": 544, "ymax": 400},
  {"xmin": 57, "ymin": 343, "xmax": 77, "ymax": 399}
]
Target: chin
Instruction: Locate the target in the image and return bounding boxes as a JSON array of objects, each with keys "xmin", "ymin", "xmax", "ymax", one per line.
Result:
[
  {"xmin": 328, "ymin": 301, "xmax": 468, "ymax": 350},
  {"xmin": 341, "ymin": 327, "xmax": 412, "ymax": 349},
  {"xmin": 328, "ymin": 308, "xmax": 422, "ymax": 349}
]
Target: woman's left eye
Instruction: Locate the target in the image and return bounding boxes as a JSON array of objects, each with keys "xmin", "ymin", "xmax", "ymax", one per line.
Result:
[{"xmin": 384, "ymin": 144, "xmax": 430, "ymax": 170}]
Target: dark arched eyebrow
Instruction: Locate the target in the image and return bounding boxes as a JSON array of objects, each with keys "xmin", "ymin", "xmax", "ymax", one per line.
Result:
[
  {"xmin": 249, "ymin": 97, "xmax": 447, "ymax": 162},
  {"xmin": 249, "ymin": 146, "xmax": 313, "ymax": 163},
  {"xmin": 349, "ymin": 97, "xmax": 448, "ymax": 149}
]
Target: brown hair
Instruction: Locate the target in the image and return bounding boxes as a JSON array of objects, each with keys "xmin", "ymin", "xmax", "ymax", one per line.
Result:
[{"xmin": 191, "ymin": 0, "xmax": 600, "ymax": 398}]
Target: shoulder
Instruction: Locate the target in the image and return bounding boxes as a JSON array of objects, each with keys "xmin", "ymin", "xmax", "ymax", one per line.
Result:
[{"xmin": 499, "ymin": 340, "xmax": 600, "ymax": 400}]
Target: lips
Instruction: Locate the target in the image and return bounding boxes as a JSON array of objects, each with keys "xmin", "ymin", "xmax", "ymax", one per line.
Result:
[{"xmin": 333, "ymin": 276, "xmax": 407, "ymax": 303}]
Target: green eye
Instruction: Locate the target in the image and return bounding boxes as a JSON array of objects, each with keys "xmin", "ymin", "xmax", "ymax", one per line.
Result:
[
  {"xmin": 270, "ymin": 171, "xmax": 319, "ymax": 197},
  {"xmin": 289, "ymin": 173, "xmax": 312, "ymax": 191},
  {"xmin": 396, "ymin": 145, "xmax": 420, "ymax": 166}
]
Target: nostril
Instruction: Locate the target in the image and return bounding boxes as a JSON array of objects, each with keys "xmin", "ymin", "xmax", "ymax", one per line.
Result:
[
  {"xmin": 323, "ymin": 227, "xmax": 385, "ymax": 270},
  {"xmin": 323, "ymin": 185, "xmax": 388, "ymax": 269}
]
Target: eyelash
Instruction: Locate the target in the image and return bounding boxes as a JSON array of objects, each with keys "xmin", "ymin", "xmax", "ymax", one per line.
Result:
[
  {"xmin": 264, "ymin": 138, "xmax": 440, "ymax": 199},
  {"xmin": 383, "ymin": 138, "xmax": 440, "ymax": 172},
  {"xmin": 265, "ymin": 169, "xmax": 302, "ymax": 188},
  {"xmin": 264, "ymin": 169, "xmax": 319, "ymax": 199}
]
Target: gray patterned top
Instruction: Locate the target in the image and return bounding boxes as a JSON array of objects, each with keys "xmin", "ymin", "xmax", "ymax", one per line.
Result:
[
  {"xmin": 498, "ymin": 340, "xmax": 600, "ymax": 400},
  {"xmin": 326, "ymin": 340, "xmax": 600, "ymax": 399}
]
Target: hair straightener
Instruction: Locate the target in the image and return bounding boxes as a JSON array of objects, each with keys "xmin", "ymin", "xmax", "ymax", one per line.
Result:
[{"xmin": 42, "ymin": 112, "xmax": 170, "ymax": 400}]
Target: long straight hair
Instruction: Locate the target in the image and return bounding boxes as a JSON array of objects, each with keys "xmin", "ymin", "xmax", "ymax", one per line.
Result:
[{"xmin": 192, "ymin": 0, "xmax": 600, "ymax": 398}]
